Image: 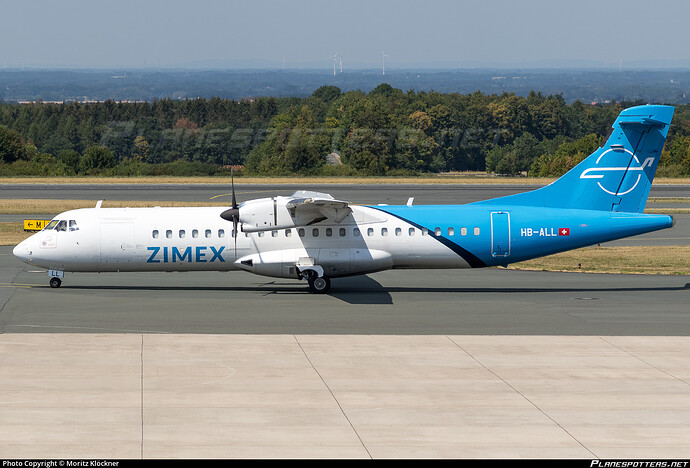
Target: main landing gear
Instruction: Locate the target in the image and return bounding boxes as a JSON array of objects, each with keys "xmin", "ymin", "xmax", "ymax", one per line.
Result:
[
  {"xmin": 299, "ymin": 268, "xmax": 331, "ymax": 294},
  {"xmin": 49, "ymin": 277, "xmax": 62, "ymax": 288},
  {"xmin": 308, "ymin": 275, "xmax": 331, "ymax": 294}
]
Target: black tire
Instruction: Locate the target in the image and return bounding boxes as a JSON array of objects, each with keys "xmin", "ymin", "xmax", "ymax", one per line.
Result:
[
  {"xmin": 308, "ymin": 276, "xmax": 331, "ymax": 294},
  {"xmin": 49, "ymin": 277, "xmax": 62, "ymax": 288}
]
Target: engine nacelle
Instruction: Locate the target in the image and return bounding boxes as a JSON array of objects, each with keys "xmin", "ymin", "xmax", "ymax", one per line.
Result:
[
  {"xmin": 239, "ymin": 197, "xmax": 317, "ymax": 232},
  {"xmin": 238, "ymin": 192, "xmax": 351, "ymax": 233}
]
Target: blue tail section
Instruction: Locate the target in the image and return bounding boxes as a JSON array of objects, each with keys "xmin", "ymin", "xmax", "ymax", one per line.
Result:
[{"xmin": 477, "ymin": 105, "xmax": 674, "ymax": 213}]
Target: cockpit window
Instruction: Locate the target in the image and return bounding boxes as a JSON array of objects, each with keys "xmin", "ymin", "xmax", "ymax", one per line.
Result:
[
  {"xmin": 69, "ymin": 220, "xmax": 79, "ymax": 231},
  {"xmin": 56, "ymin": 220, "xmax": 68, "ymax": 232},
  {"xmin": 43, "ymin": 220, "xmax": 59, "ymax": 231}
]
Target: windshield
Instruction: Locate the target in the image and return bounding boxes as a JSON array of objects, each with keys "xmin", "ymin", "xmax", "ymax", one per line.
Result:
[
  {"xmin": 41, "ymin": 219, "xmax": 79, "ymax": 232},
  {"xmin": 43, "ymin": 220, "xmax": 59, "ymax": 231}
]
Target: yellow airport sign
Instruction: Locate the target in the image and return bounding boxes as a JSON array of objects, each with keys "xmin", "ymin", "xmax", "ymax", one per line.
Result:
[{"xmin": 24, "ymin": 219, "xmax": 50, "ymax": 231}]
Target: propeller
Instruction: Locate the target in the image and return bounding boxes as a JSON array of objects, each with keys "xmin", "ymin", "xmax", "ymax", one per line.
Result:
[{"xmin": 220, "ymin": 169, "xmax": 240, "ymax": 256}]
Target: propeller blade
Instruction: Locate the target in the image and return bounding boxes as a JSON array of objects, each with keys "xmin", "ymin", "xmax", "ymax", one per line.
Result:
[
  {"xmin": 220, "ymin": 168, "xmax": 239, "ymax": 257},
  {"xmin": 231, "ymin": 168, "xmax": 237, "ymax": 210},
  {"xmin": 233, "ymin": 217, "xmax": 238, "ymax": 257}
]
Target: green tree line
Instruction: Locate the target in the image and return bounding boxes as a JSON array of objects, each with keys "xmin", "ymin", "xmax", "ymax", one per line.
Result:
[{"xmin": 1, "ymin": 87, "xmax": 690, "ymax": 177}]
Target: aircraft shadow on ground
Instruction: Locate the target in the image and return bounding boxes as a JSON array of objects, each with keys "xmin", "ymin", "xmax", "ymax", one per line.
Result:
[{"xmin": 40, "ymin": 277, "xmax": 689, "ymax": 306}]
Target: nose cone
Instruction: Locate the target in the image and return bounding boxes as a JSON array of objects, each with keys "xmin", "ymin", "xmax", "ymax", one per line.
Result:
[{"xmin": 13, "ymin": 239, "xmax": 32, "ymax": 263}]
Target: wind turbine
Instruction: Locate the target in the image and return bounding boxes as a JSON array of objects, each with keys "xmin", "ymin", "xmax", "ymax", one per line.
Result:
[
  {"xmin": 333, "ymin": 54, "xmax": 338, "ymax": 76},
  {"xmin": 382, "ymin": 50, "xmax": 390, "ymax": 75},
  {"xmin": 339, "ymin": 55, "xmax": 343, "ymax": 73}
]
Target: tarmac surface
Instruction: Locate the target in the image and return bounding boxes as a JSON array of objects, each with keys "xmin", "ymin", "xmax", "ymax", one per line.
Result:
[
  {"xmin": 2, "ymin": 248, "xmax": 690, "ymax": 335},
  {"xmin": 1, "ymin": 183, "xmax": 689, "ymax": 459},
  {"xmin": 2, "ymin": 181, "xmax": 689, "ymax": 205}
]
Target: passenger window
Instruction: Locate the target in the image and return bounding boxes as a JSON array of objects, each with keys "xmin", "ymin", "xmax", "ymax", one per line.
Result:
[
  {"xmin": 435, "ymin": 227, "xmax": 442, "ymax": 236},
  {"xmin": 205, "ymin": 229, "xmax": 211, "ymax": 238},
  {"xmin": 298, "ymin": 228, "xmax": 305, "ymax": 237},
  {"xmin": 461, "ymin": 227, "xmax": 467, "ymax": 236},
  {"xmin": 367, "ymin": 228, "xmax": 374, "ymax": 237},
  {"xmin": 474, "ymin": 227, "xmax": 480, "ymax": 236},
  {"xmin": 56, "ymin": 220, "xmax": 67, "ymax": 232},
  {"xmin": 271, "ymin": 230, "xmax": 278, "ymax": 237},
  {"xmin": 312, "ymin": 228, "xmax": 319, "ymax": 237},
  {"xmin": 381, "ymin": 227, "xmax": 388, "ymax": 236},
  {"xmin": 192, "ymin": 229, "xmax": 198, "ymax": 238},
  {"xmin": 218, "ymin": 229, "xmax": 225, "ymax": 238},
  {"xmin": 353, "ymin": 228, "xmax": 360, "ymax": 237},
  {"xmin": 448, "ymin": 227, "xmax": 454, "ymax": 236},
  {"xmin": 285, "ymin": 229, "xmax": 292, "ymax": 237},
  {"xmin": 152, "ymin": 230, "xmax": 159, "ymax": 239},
  {"xmin": 69, "ymin": 220, "xmax": 79, "ymax": 231},
  {"xmin": 166, "ymin": 230, "xmax": 172, "ymax": 239},
  {"xmin": 339, "ymin": 228, "xmax": 346, "ymax": 237},
  {"xmin": 395, "ymin": 227, "xmax": 401, "ymax": 236},
  {"xmin": 326, "ymin": 228, "xmax": 332, "ymax": 237},
  {"xmin": 421, "ymin": 228, "xmax": 428, "ymax": 236},
  {"xmin": 258, "ymin": 232, "xmax": 264, "ymax": 237},
  {"xmin": 179, "ymin": 230, "xmax": 185, "ymax": 238},
  {"xmin": 409, "ymin": 228, "xmax": 415, "ymax": 236}
]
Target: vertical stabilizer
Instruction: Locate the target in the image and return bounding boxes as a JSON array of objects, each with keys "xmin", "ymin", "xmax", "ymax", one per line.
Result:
[{"xmin": 478, "ymin": 105, "xmax": 674, "ymax": 212}]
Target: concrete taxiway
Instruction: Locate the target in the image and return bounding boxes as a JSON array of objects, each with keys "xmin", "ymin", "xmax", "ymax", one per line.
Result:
[
  {"xmin": 2, "ymin": 333, "xmax": 690, "ymax": 459},
  {"xmin": 1, "ymin": 183, "xmax": 689, "ymax": 459}
]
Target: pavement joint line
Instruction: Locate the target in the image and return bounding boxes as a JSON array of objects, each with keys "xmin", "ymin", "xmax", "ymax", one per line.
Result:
[
  {"xmin": 600, "ymin": 337, "xmax": 690, "ymax": 387},
  {"xmin": 293, "ymin": 334, "xmax": 372, "ymax": 459},
  {"xmin": 446, "ymin": 335, "xmax": 598, "ymax": 459}
]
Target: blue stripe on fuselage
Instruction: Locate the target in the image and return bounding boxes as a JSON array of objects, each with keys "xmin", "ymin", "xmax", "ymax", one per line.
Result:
[
  {"xmin": 369, "ymin": 206, "xmax": 487, "ymax": 268},
  {"xmin": 369, "ymin": 204, "xmax": 674, "ymax": 267}
]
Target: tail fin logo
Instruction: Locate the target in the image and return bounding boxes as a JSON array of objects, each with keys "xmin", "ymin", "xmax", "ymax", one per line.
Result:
[{"xmin": 579, "ymin": 148, "xmax": 656, "ymax": 196}]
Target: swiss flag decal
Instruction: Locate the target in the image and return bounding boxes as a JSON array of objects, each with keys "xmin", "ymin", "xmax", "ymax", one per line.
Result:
[{"xmin": 559, "ymin": 228, "xmax": 570, "ymax": 236}]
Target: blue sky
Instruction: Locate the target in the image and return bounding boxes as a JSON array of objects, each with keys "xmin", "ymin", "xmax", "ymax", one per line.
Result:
[{"xmin": 1, "ymin": 0, "xmax": 689, "ymax": 69}]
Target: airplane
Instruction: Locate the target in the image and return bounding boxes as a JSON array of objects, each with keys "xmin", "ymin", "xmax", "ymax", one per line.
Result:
[{"xmin": 13, "ymin": 104, "xmax": 676, "ymax": 293}]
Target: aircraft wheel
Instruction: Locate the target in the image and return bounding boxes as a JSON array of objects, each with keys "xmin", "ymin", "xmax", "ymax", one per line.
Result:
[
  {"xmin": 49, "ymin": 277, "xmax": 62, "ymax": 289},
  {"xmin": 308, "ymin": 276, "xmax": 331, "ymax": 294}
]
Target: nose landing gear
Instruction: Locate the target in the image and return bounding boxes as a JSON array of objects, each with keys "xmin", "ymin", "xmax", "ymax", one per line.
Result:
[{"xmin": 48, "ymin": 269, "xmax": 64, "ymax": 288}]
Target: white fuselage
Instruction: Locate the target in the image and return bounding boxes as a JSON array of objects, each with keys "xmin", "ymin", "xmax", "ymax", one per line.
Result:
[{"xmin": 13, "ymin": 205, "xmax": 471, "ymax": 279}]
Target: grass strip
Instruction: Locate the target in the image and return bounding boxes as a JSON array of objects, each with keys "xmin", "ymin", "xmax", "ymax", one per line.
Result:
[{"xmin": 507, "ymin": 245, "xmax": 690, "ymax": 275}]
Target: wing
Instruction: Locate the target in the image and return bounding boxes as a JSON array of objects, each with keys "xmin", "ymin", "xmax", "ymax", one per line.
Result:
[
  {"xmin": 236, "ymin": 191, "xmax": 353, "ymax": 232},
  {"xmin": 285, "ymin": 191, "xmax": 352, "ymax": 224}
]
